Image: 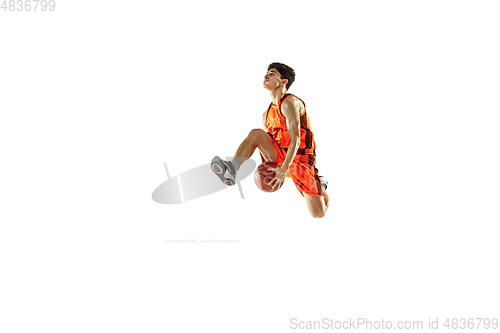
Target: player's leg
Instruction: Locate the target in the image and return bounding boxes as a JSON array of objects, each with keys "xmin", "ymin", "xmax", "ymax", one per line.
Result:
[
  {"xmin": 291, "ymin": 160, "xmax": 329, "ymax": 218},
  {"xmin": 303, "ymin": 192, "xmax": 328, "ymax": 218},
  {"xmin": 212, "ymin": 129, "xmax": 278, "ymax": 186},
  {"xmin": 233, "ymin": 129, "xmax": 277, "ymax": 166}
]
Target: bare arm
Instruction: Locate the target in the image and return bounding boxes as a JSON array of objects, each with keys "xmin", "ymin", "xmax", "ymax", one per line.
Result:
[
  {"xmin": 280, "ymin": 98, "xmax": 301, "ymax": 171},
  {"xmin": 267, "ymin": 98, "xmax": 302, "ymax": 190}
]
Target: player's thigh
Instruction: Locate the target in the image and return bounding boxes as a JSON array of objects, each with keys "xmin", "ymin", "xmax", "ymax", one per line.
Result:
[
  {"xmin": 249, "ymin": 129, "xmax": 277, "ymax": 162},
  {"xmin": 303, "ymin": 192, "xmax": 326, "ymax": 218}
]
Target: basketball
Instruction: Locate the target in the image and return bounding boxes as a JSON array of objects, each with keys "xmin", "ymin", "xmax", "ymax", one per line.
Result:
[{"xmin": 254, "ymin": 162, "xmax": 283, "ymax": 192}]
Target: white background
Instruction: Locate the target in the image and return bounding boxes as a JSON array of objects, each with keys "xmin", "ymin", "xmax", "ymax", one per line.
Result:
[{"xmin": 1, "ymin": 0, "xmax": 499, "ymax": 332}]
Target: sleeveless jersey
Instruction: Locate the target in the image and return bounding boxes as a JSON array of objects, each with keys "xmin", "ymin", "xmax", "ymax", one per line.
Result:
[{"xmin": 265, "ymin": 93, "xmax": 316, "ymax": 152}]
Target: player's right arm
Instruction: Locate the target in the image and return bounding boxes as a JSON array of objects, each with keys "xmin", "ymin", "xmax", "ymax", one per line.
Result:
[{"xmin": 262, "ymin": 111, "xmax": 269, "ymax": 132}]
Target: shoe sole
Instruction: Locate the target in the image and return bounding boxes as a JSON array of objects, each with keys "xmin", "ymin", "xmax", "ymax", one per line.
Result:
[{"xmin": 211, "ymin": 156, "xmax": 235, "ymax": 186}]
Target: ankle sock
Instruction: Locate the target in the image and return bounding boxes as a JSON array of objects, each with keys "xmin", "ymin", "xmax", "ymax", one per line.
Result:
[{"xmin": 230, "ymin": 159, "xmax": 241, "ymax": 172}]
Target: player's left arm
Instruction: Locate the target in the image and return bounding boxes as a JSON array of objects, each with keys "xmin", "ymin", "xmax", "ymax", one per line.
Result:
[
  {"xmin": 268, "ymin": 98, "xmax": 301, "ymax": 189},
  {"xmin": 281, "ymin": 98, "xmax": 301, "ymax": 171}
]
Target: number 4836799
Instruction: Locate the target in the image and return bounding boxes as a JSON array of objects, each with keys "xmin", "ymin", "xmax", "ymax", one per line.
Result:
[{"xmin": 1, "ymin": 0, "xmax": 56, "ymax": 11}]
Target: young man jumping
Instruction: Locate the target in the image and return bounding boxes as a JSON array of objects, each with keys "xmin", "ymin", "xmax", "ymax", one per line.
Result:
[{"xmin": 211, "ymin": 62, "xmax": 329, "ymax": 218}]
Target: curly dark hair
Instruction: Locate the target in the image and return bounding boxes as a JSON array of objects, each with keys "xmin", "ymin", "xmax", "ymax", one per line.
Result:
[{"xmin": 267, "ymin": 62, "xmax": 295, "ymax": 90}]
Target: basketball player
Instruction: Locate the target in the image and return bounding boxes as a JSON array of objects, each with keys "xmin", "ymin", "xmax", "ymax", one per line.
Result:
[{"xmin": 212, "ymin": 62, "xmax": 329, "ymax": 218}]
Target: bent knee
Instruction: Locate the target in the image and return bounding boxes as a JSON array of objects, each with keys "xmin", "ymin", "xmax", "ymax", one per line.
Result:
[
  {"xmin": 310, "ymin": 210, "xmax": 326, "ymax": 218},
  {"xmin": 248, "ymin": 128, "xmax": 267, "ymax": 142},
  {"xmin": 249, "ymin": 128, "xmax": 266, "ymax": 137}
]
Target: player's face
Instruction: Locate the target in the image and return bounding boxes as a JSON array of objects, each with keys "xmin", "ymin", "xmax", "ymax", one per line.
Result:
[{"xmin": 263, "ymin": 68, "xmax": 286, "ymax": 90}]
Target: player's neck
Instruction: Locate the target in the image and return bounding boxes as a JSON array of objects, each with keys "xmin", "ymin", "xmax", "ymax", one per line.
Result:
[{"xmin": 270, "ymin": 87, "xmax": 287, "ymax": 105}]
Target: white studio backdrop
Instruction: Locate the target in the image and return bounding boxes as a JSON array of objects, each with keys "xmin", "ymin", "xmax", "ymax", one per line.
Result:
[{"xmin": 1, "ymin": 1, "xmax": 499, "ymax": 332}]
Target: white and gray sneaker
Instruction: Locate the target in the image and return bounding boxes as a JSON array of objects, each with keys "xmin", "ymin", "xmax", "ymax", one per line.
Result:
[
  {"xmin": 319, "ymin": 176, "xmax": 328, "ymax": 191},
  {"xmin": 211, "ymin": 156, "xmax": 237, "ymax": 186}
]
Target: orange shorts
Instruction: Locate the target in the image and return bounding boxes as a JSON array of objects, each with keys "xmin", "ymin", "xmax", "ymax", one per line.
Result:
[{"xmin": 259, "ymin": 133, "xmax": 324, "ymax": 198}]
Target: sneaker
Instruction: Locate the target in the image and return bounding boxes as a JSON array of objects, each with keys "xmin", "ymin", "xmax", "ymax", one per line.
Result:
[
  {"xmin": 319, "ymin": 176, "xmax": 328, "ymax": 191},
  {"xmin": 211, "ymin": 156, "xmax": 237, "ymax": 186}
]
